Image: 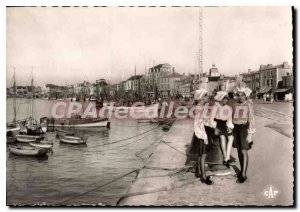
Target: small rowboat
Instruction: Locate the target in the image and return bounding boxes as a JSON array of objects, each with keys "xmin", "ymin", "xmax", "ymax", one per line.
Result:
[
  {"xmin": 29, "ymin": 142, "xmax": 53, "ymax": 149},
  {"xmin": 59, "ymin": 134, "xmax": 87, "ymax": 145},
  {"xmin": 9, "ymin": 145, "xmax": 48, "ymax": 156},
  {"xmin": 16, "ymin": 135, "xmax": 44, "ymax": 143}
]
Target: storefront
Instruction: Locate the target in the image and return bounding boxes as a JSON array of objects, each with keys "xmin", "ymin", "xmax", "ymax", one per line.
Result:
[{"xmin": 274, "ymin": 88, "xmax": 293, "ymax": 101}]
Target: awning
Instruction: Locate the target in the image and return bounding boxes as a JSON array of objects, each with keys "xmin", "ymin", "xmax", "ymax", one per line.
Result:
[
  {"xmin": 257, "ymin": 86, "xmax": 272, "ymax": 94},
  {"xmin": 274, "ymin": 88, "xmax": 292, "ymax": 93}
]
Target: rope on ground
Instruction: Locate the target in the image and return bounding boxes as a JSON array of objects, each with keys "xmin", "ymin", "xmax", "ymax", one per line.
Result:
[
  {"xmin": 117, "ymin": 178, "xmax": 199, "ymax": 206},
  {"xmin": 160, "ymin": 140, "xmax": 187, "ymax": 156},
  {"xmin": 135, "ymin": 136, "xmax": 164, "ymax": 162},
  {"xmin": 55, "ymin": 168, "xmax": 140, "ymax": 206}
]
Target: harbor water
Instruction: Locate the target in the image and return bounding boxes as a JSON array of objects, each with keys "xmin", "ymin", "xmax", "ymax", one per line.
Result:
[{"xmin": 6, "ymin": 98, "xmax": 164, "ymax": 206}]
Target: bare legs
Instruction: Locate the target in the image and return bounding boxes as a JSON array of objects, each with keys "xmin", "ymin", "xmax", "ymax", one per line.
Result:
[
  {"xmin": 225, "ymin": 135, "xmax": 234, "ymax": 161},
  {"xmin": 220, "ymin": 135, "xmax": 234, "ymax": 162}
]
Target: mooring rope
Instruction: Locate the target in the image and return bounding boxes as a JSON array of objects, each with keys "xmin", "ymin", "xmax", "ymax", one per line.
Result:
[
  {"xmin": 85, "ymin": 129, "xmax": 162, "ymax": 153},
  {"xmin": 56, "ymin": 168, "xmax": 140, "ymax": 205},
  {"xmin": 86, "ymin": 126, "xmax": 161, "ymax": 149}
]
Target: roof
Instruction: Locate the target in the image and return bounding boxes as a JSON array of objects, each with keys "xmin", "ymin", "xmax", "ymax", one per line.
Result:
[
  {"xmin": 151, "ymin": 63, "xmax": 171, "ymax": 69},
  {"xmin": 127, "ymin": 75, "xmax": 143, "ymax": 80},
  {"xmin": 260, "ymin": 64, "xmax": 292, "ymax": 71},
  {"xmin": 161, "ymin": 73, "xmax": 183, "ymax": 78}
]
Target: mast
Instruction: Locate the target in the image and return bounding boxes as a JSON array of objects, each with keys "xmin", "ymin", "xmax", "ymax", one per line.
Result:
[
  {"xmin": 13, "ymin": 67, "xmax": 16, "ymax": 125},
  {"xmin": 31, "ymin": 66, "xmax": 34, "ymax": 119},
  {"xmin": 198, "ymin": 7, "xmax": 203, "ymax": 88}
]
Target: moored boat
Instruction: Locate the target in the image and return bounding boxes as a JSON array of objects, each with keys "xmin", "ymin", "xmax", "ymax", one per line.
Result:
[
  {"xmin": 29, "ymin": 142, "xmax": 53, "ymax": 149},
  {"xmin": 59, "ymin": 134, "xmax": 87, "ymax": 145},
  {"xmin": 9, "ymin": 145, "xmax": 48, "ymax": 156},
  {"xmin": 6, "ymin": 124, "xmax": 21, "ymax": 133},
  {"xmin": 16, "ymin": 135, "xmax": 44, "ymax": 143},
  {"xmin": 48, "ymin": 117, "xmax": 110, "ymax": 128}
]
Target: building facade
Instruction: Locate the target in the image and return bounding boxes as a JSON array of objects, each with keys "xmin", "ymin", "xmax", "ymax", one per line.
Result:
[{"xmin": 158, "ymin": 72, "xmax": 182, "ymax": 98}]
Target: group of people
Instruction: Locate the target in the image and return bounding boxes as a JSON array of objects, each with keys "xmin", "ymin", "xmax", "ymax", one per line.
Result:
[{"xmin": 190, "ymin": 85, "xmax": 255, "ymax": 185}]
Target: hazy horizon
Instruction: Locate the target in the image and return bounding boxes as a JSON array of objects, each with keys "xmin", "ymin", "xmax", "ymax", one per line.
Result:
[{"xmin": 6, "ymin": 7, "xmax": 293, "ymax": 87}]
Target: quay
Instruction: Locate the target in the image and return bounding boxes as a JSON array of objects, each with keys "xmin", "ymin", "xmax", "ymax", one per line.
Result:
[{"xmin": 118, "ymin": 104, "xmax": 293, "ymax": 206}]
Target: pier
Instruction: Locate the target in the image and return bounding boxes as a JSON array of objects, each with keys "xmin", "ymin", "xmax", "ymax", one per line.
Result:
[{"xmin": 119, "ymin": 103, "xmax": 293, "ymax": 206}]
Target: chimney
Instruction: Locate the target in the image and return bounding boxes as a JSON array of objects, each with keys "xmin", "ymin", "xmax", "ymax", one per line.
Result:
[
  {"xmin": 260, "ymin": 65, "xmax": 267, "ymax": 70},
  {"xmin": 172, "ymin": 67, "xmax": 175, "ymax": 74},
  {"xmin": 248, "ymin": 69, "xmax": 251, "ymax": 73},
  {"xmin": 283, "ymin": 61, "xmax": 289, "ymax": 68},
  {"xmin": 267, "ymin": 64, "xmax": 273, "ymax": 68}
]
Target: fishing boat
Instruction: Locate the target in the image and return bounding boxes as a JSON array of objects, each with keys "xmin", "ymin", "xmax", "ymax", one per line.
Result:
[
  {"xmin": 15, "ymin": 134, "xmax": 44, "ymax": 143},
  {"xmin": 6, "ymin": 124, "xmax": 21, "ymax": 133},
  {"xmin": 9, "ymin": 145, "xmax": 48, "ymax": 156},
  {"xmin": 59, "ymin": 134, "xmax": 87, "ymax": 145},
  {"xmin": 21, "ymin": 69, "xmax": 47, "ymax": 136},
  {"xmin": 29, "ymin": 142, "xmax": 53, "ymax": 149},
  {"xmin": 48, "ymin": 117, "xmax": 110, "ymax": 128}
]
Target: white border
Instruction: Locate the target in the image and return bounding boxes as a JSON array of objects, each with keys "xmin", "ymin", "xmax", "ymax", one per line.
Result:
[{"xmin": 1, "ymin": 1, "xmax": 298, "ymax": 211}]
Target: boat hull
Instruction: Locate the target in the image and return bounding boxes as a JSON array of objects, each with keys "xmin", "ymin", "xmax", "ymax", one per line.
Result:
[
  {"xmin": 16, "ymin": 135, "xmax": 44, "ymax": 143},
  {"xmin": 59, "ymin": 137, "xmax": 86, "ymax": 145},
  {"xmin": 9, "ymin": 146, "xmax": 48, "ymax": 156},
  {"xmin": 6, "ymin": 126, "xmax": 21, "ymax": 133},
  {"xmin": 48, "ymin": 119, "xmax": 109, "ymax": 128},
  {"xmin": 29, "ymin": 142, "xmax": 53, "ymax": 149}
]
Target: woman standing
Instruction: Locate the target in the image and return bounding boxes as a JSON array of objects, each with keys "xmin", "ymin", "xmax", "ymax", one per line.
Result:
[
  {"xmin": 213, "ymin": 91, "xmax": 234, "ymax": 168},
  {"xmin": 190, "ymin": 89, "xmax": 214, "ymax": 185},
  {"xmin": 232, "ymin": 87, "xmax": 255, "ymax": 183}
]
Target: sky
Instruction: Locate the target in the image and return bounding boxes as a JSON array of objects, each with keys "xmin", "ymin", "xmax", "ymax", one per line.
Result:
[{"xmin": 6, "ymin": 6, "xmax": 293, "ymax": 87}]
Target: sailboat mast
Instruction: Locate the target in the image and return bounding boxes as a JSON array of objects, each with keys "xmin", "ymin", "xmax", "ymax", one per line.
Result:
[
  {"xmin": 31, "ymin": 66, "xmax": 34, "ymax": 119},
  {"xmin": 198, "ymin": 7, "xmax": 203, "ymax": 88},
  {"xmin": 13, "ymin": 67, "xmax": 16, "ymax": 125}
]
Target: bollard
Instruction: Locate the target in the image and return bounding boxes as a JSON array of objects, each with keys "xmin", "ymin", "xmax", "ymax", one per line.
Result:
[
  {"xmin": 206, "ymin": 134, "xmax": 230, "ymax": 172},
  {"xmin": 206, "ymin": 135, "xmax": 223, "ymax": 164}
]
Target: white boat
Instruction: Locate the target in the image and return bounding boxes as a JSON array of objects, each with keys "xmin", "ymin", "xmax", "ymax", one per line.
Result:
[
  {"xmin": 9, "ymin": 145, "xmax": 48, "ymax": 156},
  {"xmin": 6, "ymin": 125, "xmax": 21, "ymax": 133},
  {"xmin": 59, "ymin": 135, "xmax": 87, "ymax": 145},
  {"xmin": 29, "ymin": 142, "xmax": 53, "ymax": 149},
  {"xmin": 48, "ymin": 117, "xmax": 110, "ymax": 128},
  {"xmin": 16, "ymin": 135, "xmax": 44, "ymax": 143}
]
